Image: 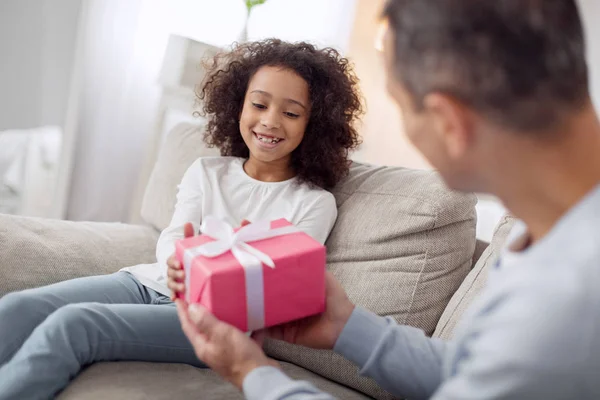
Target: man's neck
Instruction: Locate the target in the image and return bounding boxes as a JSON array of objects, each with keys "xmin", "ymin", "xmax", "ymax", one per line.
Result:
[{"xmin": 489, "ymin": 103, "xmax": 600, "ymax": 243}]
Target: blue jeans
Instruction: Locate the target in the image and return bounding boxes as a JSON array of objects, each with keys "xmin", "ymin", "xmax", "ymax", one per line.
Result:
[{"xmin": 0, "ymin": 272, "xmax": 204, "ymax": 400}]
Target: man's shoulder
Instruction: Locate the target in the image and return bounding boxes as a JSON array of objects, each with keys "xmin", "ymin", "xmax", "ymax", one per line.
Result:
[{"xmin": 490, "ymin": 257, "xmax": 599, "ymax": 361}]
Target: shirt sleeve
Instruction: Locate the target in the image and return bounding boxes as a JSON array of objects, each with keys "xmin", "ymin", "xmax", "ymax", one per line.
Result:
[
  {"xmin": 295, "ymin": 192, "xmax": 338, "ymax": 245},
  {"xmin": 242, "ymin": 307, "xmax": 448, "ymax": 400},
  {"xmin": 155, "ymin": 159, "xmax": 204, "ymax": 277},
  {"xmin": 334, "ymin": 307, "xmax": 447, "ymax": 399},
  {"xmin": 243, "ymin": 367, "xmax": 337, "ymax": 400}
]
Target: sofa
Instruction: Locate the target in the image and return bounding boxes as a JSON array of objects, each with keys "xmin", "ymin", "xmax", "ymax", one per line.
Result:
[{"xmin": 0, "ymin": 123, "xmax": 515, "ymax": 399}]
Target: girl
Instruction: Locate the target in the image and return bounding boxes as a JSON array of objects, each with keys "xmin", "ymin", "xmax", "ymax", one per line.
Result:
[{"xmin": 0, "ymin": 39, "xmax": 362, "ymax": 399}]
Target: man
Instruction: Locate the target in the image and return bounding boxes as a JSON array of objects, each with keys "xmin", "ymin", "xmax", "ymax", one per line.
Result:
[{"xmin": 174, "ymin": 0, "xmax": 600, "ymax": 398}]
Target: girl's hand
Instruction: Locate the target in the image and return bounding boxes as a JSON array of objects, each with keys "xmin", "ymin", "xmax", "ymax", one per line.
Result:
[
  {"xmin": 167, "ymin": 222, "xmax": 195, "ymax": 301},
  {"xmin": 167, "ymin": 220, "xmax": 250, "ymax": 301}
]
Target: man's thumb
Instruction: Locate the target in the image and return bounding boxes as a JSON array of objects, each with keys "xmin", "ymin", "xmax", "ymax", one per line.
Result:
[
  {"xmin": 251, "ymin": 329, "xmax": 267, "ymax": 347},
  {"xmin": 183, "ymin": 222, "xmax": 194, "ymax": 238},
  {"xmin": 188, "ymin": 304, "xmax": 219, "ymax": 337}
]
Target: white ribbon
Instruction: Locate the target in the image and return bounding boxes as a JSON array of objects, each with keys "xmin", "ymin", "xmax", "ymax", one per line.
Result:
[{"xmin": 183, "ymin": 216, "xmax": 299, "ymax": 331}]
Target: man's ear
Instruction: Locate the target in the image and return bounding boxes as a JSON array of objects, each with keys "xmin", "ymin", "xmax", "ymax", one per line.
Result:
[{"xmin": 423, "ymin": 93, "xmax": 473, "ymax": 160}]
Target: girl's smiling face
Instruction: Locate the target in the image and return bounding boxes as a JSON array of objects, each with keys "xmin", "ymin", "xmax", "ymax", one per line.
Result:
[{"xmin": 239, "ymin": 65, "xmax": 310, "ymax": 165}]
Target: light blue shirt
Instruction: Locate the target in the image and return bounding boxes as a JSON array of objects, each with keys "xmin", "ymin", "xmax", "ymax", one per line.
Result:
[{"xmin": 243, "ymin": 184, "xmax": 600, "ymax": 399}]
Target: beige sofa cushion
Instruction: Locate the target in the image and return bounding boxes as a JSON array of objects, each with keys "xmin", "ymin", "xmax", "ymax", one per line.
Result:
[
  {"xmin": 59, "ymin": 361, "xmax": 372, "ymax": 400},
  {"xmin": 264, "ymin": 163, "xmax": 477, "ymax": 400},
  {"xmin": 433, "ymin": 214, "xmax": 517, "ymax": 340},
  {"xmin": 0, "ymin": 214, "xmax": 158, "ymax": 296},
  {"xmin": 141, "ymin": 122, "xmax": 219, "ymax": 231},
  {"xmin": 330, "ymin": 164, "xmax": 477, "ymax": 334}
]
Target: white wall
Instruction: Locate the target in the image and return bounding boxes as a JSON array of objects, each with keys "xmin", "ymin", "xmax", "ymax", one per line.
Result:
[
  {"xmin": 0, "ymin": 0, "xmax": 81, "ymax": 130},
  {"xmin": 579, "ymin": 0, "xmax": 600, "ymax": 110},
  {"xmin": 247, "ymin": 0, "xmax": 357, "ymax": 54}
]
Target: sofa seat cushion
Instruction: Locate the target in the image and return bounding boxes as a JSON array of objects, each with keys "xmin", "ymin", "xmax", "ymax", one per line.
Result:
[{"xmin": 59, "ymin": 361, "xmax": 373, "ymax": 400}]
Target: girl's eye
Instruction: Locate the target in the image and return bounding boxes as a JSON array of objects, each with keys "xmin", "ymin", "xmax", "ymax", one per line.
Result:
[
  {"xmin": 284, "ymin": 112, "xmax": 300, "ymax": 118},
  {"xmin": 252, "ymin": 103, "xmax": 267, "ymax": 110}
]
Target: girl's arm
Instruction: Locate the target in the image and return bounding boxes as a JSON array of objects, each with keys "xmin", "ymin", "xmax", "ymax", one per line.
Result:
[
  {"xmin": 295, "ymin": 192, "xmax": 338, "ymax": 245},
  {"xmin": 156, "ymin": 159, "xmax": 204, "ymax": 276}
]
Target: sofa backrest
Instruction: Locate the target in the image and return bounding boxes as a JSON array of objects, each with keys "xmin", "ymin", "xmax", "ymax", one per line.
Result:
[
  {"xmin": 141, "ymin": 122, "xmax": 219, "ymax": 231},
  {"xmin": 141, "ymin": 123, "xmax": 478, "ymax": 399}
]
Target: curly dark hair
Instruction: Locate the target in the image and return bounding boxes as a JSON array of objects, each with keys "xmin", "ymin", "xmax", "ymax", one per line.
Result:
[{"xmin": 196, "ymin": 39, "xmax": 363, "ymax": 189}]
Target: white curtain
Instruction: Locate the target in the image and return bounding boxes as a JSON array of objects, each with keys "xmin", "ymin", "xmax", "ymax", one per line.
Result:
[
  {"xmin": 67, "ymin": 0, "xmax": 248, "ymax": 222},
  {"xmin": 68, "ymin": 0, "xmax": 164, "ymax": 221}
]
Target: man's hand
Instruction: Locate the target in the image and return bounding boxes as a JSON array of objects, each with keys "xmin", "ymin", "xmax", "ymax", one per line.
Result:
[
  {"xmin": 263, "ymin": 271, "xmax": 355, "ymax": 350},
  {"xmin": 167, "ymin": 222, "xmax": 194, "ymax": 301},
  {"xmin": 176, "ymin": 300, "xmax": 278, "ymax": 389}
]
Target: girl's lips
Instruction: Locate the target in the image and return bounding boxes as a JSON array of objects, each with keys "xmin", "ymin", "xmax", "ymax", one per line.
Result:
[
  {"xmin": 253, "ymin": 131, "xmax": 283, "ymax": 140},
  {"xmin": 253, "ymin": 131, "xmax": 284, "ymax": 149}
]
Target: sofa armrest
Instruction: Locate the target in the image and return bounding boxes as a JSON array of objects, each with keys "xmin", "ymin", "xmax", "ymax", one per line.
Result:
[
  {"xmin": 0, "ymin": 214, "xmax": 159, "ymax": 296},
  {"xmin": 472, "ymin": 239, "xmax": 489, "ymax": 268}
]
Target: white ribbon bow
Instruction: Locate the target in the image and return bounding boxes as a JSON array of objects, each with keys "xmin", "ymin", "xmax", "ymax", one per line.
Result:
[{"xmin": 183, "ymin": 216, "xmax": 299, "ymax": 331}]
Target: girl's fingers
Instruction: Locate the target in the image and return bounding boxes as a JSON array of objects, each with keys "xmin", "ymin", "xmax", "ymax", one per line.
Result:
[
  {"xmin": 167, "ymin": 267, "xmax": 185, "ymax": 280},
  {"xmin": 168, "ymin": 280, "xmax": 185, "ymax": 293}
]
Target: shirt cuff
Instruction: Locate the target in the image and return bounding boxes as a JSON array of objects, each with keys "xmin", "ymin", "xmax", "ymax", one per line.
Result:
[
  {"xmin": 333, "ymin": 306, "xmax": 390, "ymax": 369},
  {"xmin": 243, "ymin": 366, "xmax": 297, "ymax": 400}
]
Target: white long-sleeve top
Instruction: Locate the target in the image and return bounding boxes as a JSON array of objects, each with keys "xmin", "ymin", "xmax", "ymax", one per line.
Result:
[{"xmin": 122, "ymin": 157, "xmax": 338, "ymax": 296}]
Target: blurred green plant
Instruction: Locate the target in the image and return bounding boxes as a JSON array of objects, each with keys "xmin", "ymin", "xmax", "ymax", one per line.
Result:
[{"xmin": 246, "ymin": 0, "xmax": 267, "ymax": 13}]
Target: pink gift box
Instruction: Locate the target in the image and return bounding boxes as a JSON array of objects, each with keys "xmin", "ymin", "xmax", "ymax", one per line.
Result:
[{"xmin": 175, "ymin": 218, "xmax": 326, "ymax": 332}]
